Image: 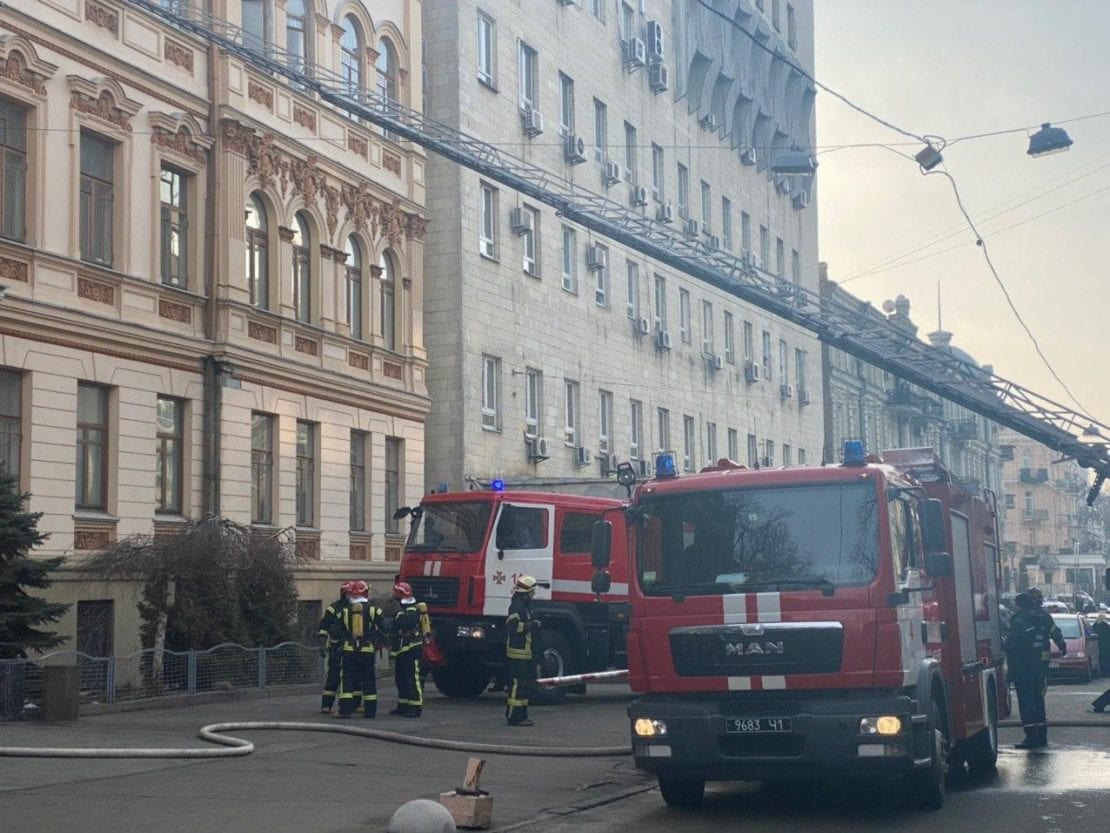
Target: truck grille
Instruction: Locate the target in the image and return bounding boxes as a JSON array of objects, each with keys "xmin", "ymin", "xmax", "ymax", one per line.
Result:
[
  {"xmin": 669, "ymin": 623, "xmax": 843, "ymax": 677},
  {"xmin": 407, "ymin": 577, "xmax": 460, "ymax": 608},
  {"xmin": 718, "ymin": 734, "xmax": 805, "ymax": 758}
]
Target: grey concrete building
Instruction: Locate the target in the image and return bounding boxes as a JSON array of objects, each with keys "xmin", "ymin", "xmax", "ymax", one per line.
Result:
[{"xmin": 422, "ymin": 0, "xmax": 823, "ymax": 491}]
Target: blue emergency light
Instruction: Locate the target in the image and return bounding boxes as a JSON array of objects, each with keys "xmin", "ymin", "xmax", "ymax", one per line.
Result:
[
  {"xmin": 655, "ymin": 452, "xmax": 677, "ymax": 479},
  {"xmin": 843, "ymin": 439, "xmax": 867, "ymax": 467},
  {"xmin": 490, "ymin": 479, "xmax": 506, "ymax": 491}
]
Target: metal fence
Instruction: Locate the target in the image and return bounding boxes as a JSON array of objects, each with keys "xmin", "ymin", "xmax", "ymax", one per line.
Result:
[{"xmin": 0, "ymin": 642, "xmax": 324, "ymax": 719}]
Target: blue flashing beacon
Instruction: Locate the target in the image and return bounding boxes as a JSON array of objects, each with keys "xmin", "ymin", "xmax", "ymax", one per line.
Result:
[
  {"xmin": 490, "ymin": 479, "xmax": 506, "ymax": 492},
  {"xmin": 842, "ymin": 439, "xmax": 867, "ymax": 467},
  {"xmin": 655, "ymin": 452, "xmax": 678, "ymax": 479}
]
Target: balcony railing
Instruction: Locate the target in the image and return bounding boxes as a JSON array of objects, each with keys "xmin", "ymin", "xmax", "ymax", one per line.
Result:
[
  {"xmin": 886, "ymin": 385, "xmax": 945, "ymax": 419},
  {"xmin": 947, "ymin": 418, "xmax": 978, "ymax": 441},
  {"xmin": 1022, "ymin": 508, "xmax": 1050, "ymax": 522},
  {"xmin": 1019, "ymin": 467, "xmax": 1049, "ymax": 484}
]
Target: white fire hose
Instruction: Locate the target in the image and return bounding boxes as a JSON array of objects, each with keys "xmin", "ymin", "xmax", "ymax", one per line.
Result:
[{"xmin": 535, "ymin": 669, "xmax": 630, "ymax": 688}]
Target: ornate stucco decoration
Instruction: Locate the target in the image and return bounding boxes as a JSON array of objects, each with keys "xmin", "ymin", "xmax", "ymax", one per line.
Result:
[
  {"xmin": 149, "ymin": 112, "xmax": 213, "ymax": 165},
  {"xmin": 0, "ymin": 36, "xmax": 58, "ymax": 96},
  {"xmin": 68, "ymin": 75, "xmax": 143, "ymax": 132}
]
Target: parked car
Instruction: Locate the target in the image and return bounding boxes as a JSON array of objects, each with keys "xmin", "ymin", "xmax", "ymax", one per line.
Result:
[
  {"xmin": 1049, "ymin": 613, "xmax": 1100, "ymax": 682},
  {"xmin": 1041, "ymin": 600, "xmax": 1072, "ymax": 614}
]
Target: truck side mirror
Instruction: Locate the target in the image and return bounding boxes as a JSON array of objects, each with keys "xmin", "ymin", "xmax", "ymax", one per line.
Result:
[
  {"xmin": 591, "ymin": 569, "xmax": 612, "ymax": 595},
  {"xmin": 591, "ymin": 520, "xmax": 612, "ymax": 569},
  {"xmin": 920, "ymin": 498, "xmax": 947, "ymax": 552},
  {"xmin": 925, "ymin": 551, "xmax": 953, "ymax": 577},
  {"xmin": 393, "ymin": 506, "xmax": 412, "ymax": 521}
]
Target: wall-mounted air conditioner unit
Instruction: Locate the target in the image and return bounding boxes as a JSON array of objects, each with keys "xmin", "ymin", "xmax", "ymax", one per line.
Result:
[
  {"xmin": 706, "ymin": 235, "xmax": 721, "ymax": 251},
  {"xmin": 603, "ymin": 160, "xmax": 622, "ymax": 186},
  {"xmin": 744, "ymin": 362, "xmax": 761, "ymax": 383},
  {"xmin": 586, "ymin": 243, "xmax": 608, "ymax": 271},
  {"xmin": 521, "ymin": 108, "xmax": 545, "ymax": 137},
  {"xmin": 565, "ymin": 134, "xmax": 587, "ymax": 164},
  {"xmin": 792, "ymin": 192, "xmax": 808, "ymax": 210},
  {"xmin": 575, "ymin": 446, "xmax": 592, "ymax": 466},
  {"xmin": 799, "ymin": 389, "xmax": 811, "ymax": 405},
  {"xmin": 708, "ymin": 354, "xmax": 724, "ymax": 371},
  {"xmin": 635, "ymin": 317, "xmax": 651, "ymax": 336},
  {"xmin": 775, "ymin": 176, "xmax": 792, "ymax": 194},
  {"xmin": 649, "ymin": 62, "xmax": 669, "ymax": 93},
  {"xmin": 780, "ymin": 383, "xmax": 794, "ymax": 399},
  {"xmin": 699, "ymin": 113, "xmax": 718, "ymax": 131},
  {"xmin": 625, "ymin": 37, "xmax": 647, "ymax": 68},
  {"xmin": 740, "ymin": 148, "xmax": 757, "ymax": 166},
  {"xmin": 657, "ymin": 202, "xmax": 674, "ymax": 224},
  {"xmin": 509, "ymin": 207, "xmax": 533, "ymax": 235},
  {"xmin": 631, "ymin": 184, "xmax": 649, "ymax": 206},
  {"xmin": 656, "ymin": 329, "xmax": 672, "ymax": 351},
  {"xmin": 637, "ymin": 458, "xmax": 651, "ymax": 477},
  {"xmin": 600, "ymin": 452, "xmax": 619, "ymax": 475},
  {"xmin": 683, "ymin": 218, "xmax": 700, "ymax": 238},
  {"xmin": 528, "ymin": 435, "xmax": 550, "ymax": 461},
  {"xmin": 647, "ymin": 20, "xmax": 664, "ymax": 60}
]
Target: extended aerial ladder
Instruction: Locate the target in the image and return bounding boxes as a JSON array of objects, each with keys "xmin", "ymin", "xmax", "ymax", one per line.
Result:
[{"xmin": 116, "ymin": 0, "xmax": 1110, "ymax": 501}]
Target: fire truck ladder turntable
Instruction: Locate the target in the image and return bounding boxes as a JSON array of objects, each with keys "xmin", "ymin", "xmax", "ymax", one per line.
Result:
[{"xmin": 118, "ymin": 0, "xmax": 1110, "ymax": 502}]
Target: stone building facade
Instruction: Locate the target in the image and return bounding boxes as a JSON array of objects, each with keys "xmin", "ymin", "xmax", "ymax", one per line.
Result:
[
  {"xmin": 0, "ymin": 0, "xmax": 428, "ymax": 656},
  {"xmin": 422, "ymin": 0, "xmax": 823, "ymax": 492}
]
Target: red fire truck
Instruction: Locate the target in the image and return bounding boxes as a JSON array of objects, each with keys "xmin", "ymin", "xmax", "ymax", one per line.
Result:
[
  {"xmin": 395, "ymin": 487, "xmax": 629, "ymax": 698},
  {"xmin": 590, "ymin": 443, "xmax": 1008, "ymax": 810}
]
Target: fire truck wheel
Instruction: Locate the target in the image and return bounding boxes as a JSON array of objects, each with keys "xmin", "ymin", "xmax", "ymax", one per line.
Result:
[
  {"xmin": 532, "ymin": 631, "xmax": 575, "ymax": 705},
  {"xmin": 658, "ymin": 777, "xmax": 705, "ymax": 807},
  {"xmin": 910, "ymin": 700, "xmax": 949, "ymax": 810},
  {"xmin": 965, "ymin": 686, "xmax": 998, "ymax": 774},
  {"xmin": 430, "ymin": 663, "xmax": 492, "ymax": 699}
]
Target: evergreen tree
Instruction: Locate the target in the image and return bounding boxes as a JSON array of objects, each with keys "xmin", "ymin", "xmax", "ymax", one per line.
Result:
[{"xmin": 0, "ymin": 472, "xmax": 68, "ymax": 659}]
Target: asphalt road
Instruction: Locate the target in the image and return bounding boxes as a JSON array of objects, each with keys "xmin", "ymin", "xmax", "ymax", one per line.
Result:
[{"xmin": 1, "ymin": 679, "xmax": 1107, "ymax": 832}]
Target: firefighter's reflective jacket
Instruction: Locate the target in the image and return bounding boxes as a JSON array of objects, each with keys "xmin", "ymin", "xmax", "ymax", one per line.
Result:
[
  {"xmin": 317, "ymin": 597, "xmax": 347, "ymax": 647},
  {"xmin": 505, "ymin": 596, "xmax": 538, "ymax": 661},
  {"xmin": 330, "ymin": 600, "xmax": 383, "ymax": 653},
  {"xmin": 391, "ymin": 600, "xmax": 431, "ymax": 656}
]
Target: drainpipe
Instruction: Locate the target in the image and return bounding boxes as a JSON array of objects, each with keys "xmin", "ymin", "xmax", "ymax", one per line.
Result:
[{"xmin": 202, "ymin": 40, "xmax": 222, "ymax": 517}]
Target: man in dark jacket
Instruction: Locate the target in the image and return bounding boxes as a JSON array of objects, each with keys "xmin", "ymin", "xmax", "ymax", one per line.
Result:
[
  {"xmin": 317, "ymin": 582, "xmax": 351, "ymax": 714},
  {"xmin": 1091, "ymin": 613, "xmax": 1110, "ymax": 712},
  {"xmin": 505, "ymin": 575, "xmax": 541, "ymax": 726},
  {"xmin": 1006, "ymin": 592, "xmax": 1055, "ymax": 748},
  {"xmin": 329, "ymin": 580, "xmax": 383, "ymax": 719},
  {"xmin": 388, "ymin": 581, "xmax": 430, "ymax": 718}
]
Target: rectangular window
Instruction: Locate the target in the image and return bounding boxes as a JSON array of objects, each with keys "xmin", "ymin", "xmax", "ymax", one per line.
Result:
[
  {"xmin": 630, "ymin": 399, "xmax": 643, "ymax": 461},
  {"xmin": 795, "ymin": 348, "xmax": 807, "ymax": 396},
  {"xmin": 706, "ymin": 422, "xmax": 718, "ymax": 465},
  {"xmin": 561, "ymin": 225, "xmax": 577, "ymax": 292},
  {"xmin": 155, "ymin": 396, "xmax": 183, "ymax": 514},
  {"xmin": 481, "ymin": 355, "xmax": 501, "ymax": 431},
  {"xmin": 79, "ymin": 133, "xmax": 114, "ymax": 267},
  {"xmin": 700, "ymin": 181, "xmax": 711, "ymax": 228},
  {"xmin": 747, "ymin": 433, "xmax": 758, "ymax": 467},
  {"xmin": 296, "ymin": 420, "xmax": 316, "ymax": 527},
  {"xmin": 798, "ymin": 448, "xmax": 806, "ymax": 465},
  {"xmin": 743, "ymin": 320, "xmax": 754, "ymax": 362},
  {"xmin": 651, "ymin": 144, "xmax": 664, "ymax": 200},
  {"xmin": 591, "ymin": 0, "xmax": 604, "ymax": 19},
  {"xmin": 598, "ymin": 390, "xmax": 613, "ymax": 453},
  {"xmin": 723, "ymin": 311, "xmax": 735, "ymax": 363},
  {"xmin": 762, "ymin": 330, "xmax": 772, "ymax": 378},
  {"xmin": 564, "ymin": 380, "xmax": 580, "ymax": 446},
  {"xmin": 776, "ymin": 237, "xmax": 785, "ymax": 278},
  {"xmin": 559, "ymin": 72, "xmax": 575, "ymax": 136},
  {"xmin": 477, "ymin": 13, "xmax": 496, "ymax": 86},
  {"xmin": 350, "ymin": 430, "xmax": 367, "ymax": 531},
  {"xmin": 250, "ymin": 412, "xmax": 273, "ymax": 525},
  {"xmin": 524, "ymin": 368, "xmax": 542, "ymax": 436},
  {"xmin": 759, "ymin": 225, "xmax": 770, "ymax": 270},
  {"xmin": 624, "ymin": 122, "xmax": 637, "ymax": 182},
  {"xmin": 741, "ymin": 211, "xmax": 752, "ymax": 252},
  {"xmin": 346, "ymin": 255, "xmax": 363, "ymax": 340},
  {"xmin": 654, "ymin": 273, "xmax": 667, "ymax": 329},
  {"xmin": 772, "ymin": 0, "xmax": 781, "ymax": 30},
  {"xmin": 682, "ymin": 415, "xmax": 695, "ymax": 471},
  {"xmin": 385, "ymin": 437, "xmax": 402, "ymax": 534},
  {"xmin": 522, "ymin": 205, "xmax": 539, "ymax": 275},
  {"xmin": 0, "ymin": 99, "xmax": 28, "ymax": 242},
  {"xmin": 593, "ymin": 98, "xmax": 607, "ymax": 162},
  {"xmin": 678, "ymin": 288, "xmax": 691, "ymax": 343},
  {"xmin": 159, "ymin": 165, "xmax": 188, "ymax": 287},
  {"xmin": 677, "ymin": 163, "xmax": 689, "ymax": 218},
  {"xmin": 779, "ymin": 339, "xmax": 789, "ymax": 384},
  {"xmin": 783, "ymin": 443, "xmax": 792, "ymax": 466},
  {"xmin": 594, "ymin": 244, "xmax": 609, "ymax": 307},
  {"xmin": 791, "ymin": 248, "xmax": 801, "ymax": 284},
  {"xmin": 701, "ymin": 300, "xmax": 714, "ymax": 354},
  {"xmin": 76, "ymin": 384, "xmax": 109, "ymax": 511},
  {"xmin": 625, "ymin": 261, "xmax": 640, "ymax": 319},
  {"xmin": 787, "ymin": 3, "xmax": 797, "ymax": 48},
  {"xmin": 519, "ymin": 42, "xmax": 538, "ymax": 109},
  {"xmin": 721, "ymin": 197, "xmax": 732, "ymax": 249},
  {"xmin": 479, "ymin": 182, "xmax": 498, "ymax": 258},
  {"xmin": 0, "ymin": 369, "xmax": 22, "ymax": 480},
  {"xmin": 727, "ymin": 428, "xmax": 739, "ymax": 462},
  {"xmin": 763, "ymin": 439, "xmax": 775, "ymax": 467},
  {"xmin": 657, "ymin": 407, "xmax": 670, "ymax": 452}
]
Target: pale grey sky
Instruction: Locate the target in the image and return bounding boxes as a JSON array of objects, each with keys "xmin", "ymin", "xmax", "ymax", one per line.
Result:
[{"xmin": 815, "ymin": 1, "xmax": 1110, "ymax": 431}]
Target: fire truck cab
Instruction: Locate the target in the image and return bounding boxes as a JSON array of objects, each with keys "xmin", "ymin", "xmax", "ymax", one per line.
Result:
[
  {"xmin": 396, "ymin": 487, "xmax": 629, "ymax": 698},
  {"xmin": 592, "ymin": 444, "xmax": 1008, "ymax": 810}
]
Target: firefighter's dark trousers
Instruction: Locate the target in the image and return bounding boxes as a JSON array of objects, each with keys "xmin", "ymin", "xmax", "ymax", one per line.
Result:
[
  {"xmin": 1014, "ymin": 676, "xmax": 1047, "ymax": 744},
  {"xmin": 505, "ymin": 657, "xmax": 534, "ymax": 724},
  {"xmin": 392, "ymin": 645, "xmax": 423, "ymax": 714},
  {"xmin": 321, "ymin": 646, "xmax": 341, "ymax": 711},
  {"xmin": 338, "ymin": 650, "xmax": 377, "ymax": 718}
]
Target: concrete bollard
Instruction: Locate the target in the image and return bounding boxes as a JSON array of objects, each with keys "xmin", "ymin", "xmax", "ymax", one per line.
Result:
[
  {"xmin": 42, "ymin": 666, "xmax": 79, "ymax": 722},
  {"xmin": 386, "ymin": 799, "xmax": 456, "ymax": 833}
]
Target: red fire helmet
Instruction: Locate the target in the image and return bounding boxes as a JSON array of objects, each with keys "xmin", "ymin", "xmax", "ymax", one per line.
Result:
[{"xmin": 393, "ymin": 581, "xmax": 413, "ymax": 599}]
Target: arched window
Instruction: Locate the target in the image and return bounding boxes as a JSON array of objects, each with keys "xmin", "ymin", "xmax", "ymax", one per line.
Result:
[
  {"xmin": 286, "ymin": 0, "xmax": 309, "ymax": 73},
  {"xmin": 340, "ymin": 16, "xmax": 362, "ymax": 91},
  {"xmin": 242, "ymin": 0, "xmax": 268, "ymax": 53},
  {"xmin": 292, "ymin": 212, "xmax": 311, "ymax": 323},
  {"xmin": 375, "ymin": 38, "xmax": 399, "ymax": 104},
  {"xmin": 245, "ymin": 193, "xmax": 268, "ymax": 308},
  {"xmin": 379, "ymin": 250, "xmax": 396, "ymax": 351},
  {"xmin": 345, "ymin": 236, "xmax": 363, "ymax": 339}
]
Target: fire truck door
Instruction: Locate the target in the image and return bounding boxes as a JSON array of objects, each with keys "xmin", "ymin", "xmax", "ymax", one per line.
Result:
[
  {"xmin": 950, "ymin": 513, "xmax": 978, "ymax": 665},
  {"xmin": 483, "ymin": 502, "xmax": 555, "ymax": 617}
]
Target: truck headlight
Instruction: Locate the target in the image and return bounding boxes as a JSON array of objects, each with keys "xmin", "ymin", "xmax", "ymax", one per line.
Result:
[
  {"xmin": 455, "ymin": 625, "xmax": 486, "ymax": 639},
  {"xmin": 1076, "ymin": 651, "xmax": 1085, "ymax": 658},
  {"xmin": 859, "ymin": 716, "xmax": 902, "ymax": 735},
  {"xmin": 633, "ymin": 718, "xmax": 667, "ymax": 737}
]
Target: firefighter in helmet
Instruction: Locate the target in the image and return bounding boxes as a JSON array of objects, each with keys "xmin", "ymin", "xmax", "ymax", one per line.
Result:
[
  {"xmin": 505, "ymin": 574, "xmax": 541, "ymax": 726},
  {"xmin": 329, "ymin": 580, "xmax": 383, "ymax": 718},
  {"xmin": 317, "ymin": 581, "xmax": 353, "ymax": 714},
  {"xmin": 388, "ymin": 581, "xmax": 431, "ymax": 718}
]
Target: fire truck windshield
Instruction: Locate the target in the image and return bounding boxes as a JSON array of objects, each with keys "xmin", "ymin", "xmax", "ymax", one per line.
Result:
[
  {"xmin": 405, "ymin": 501, "xmax": 493, "ymax": 553},
  {"xmin": 636, "ymin": 483, "xmax": 879, "ymax": 596}
]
